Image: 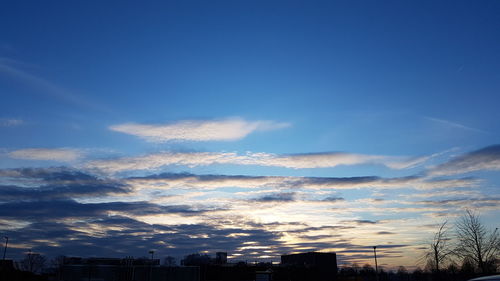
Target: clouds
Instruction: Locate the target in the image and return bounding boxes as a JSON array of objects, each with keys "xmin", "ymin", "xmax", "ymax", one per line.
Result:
[
  {"xmin": 0, "ymin": 118, "xmax": 23, "ymax": 127},
  {"xmin": 8, "ymin": 148, "xmax": 83, "ymax": 162},
  {"xmin": 246, "ymin": 152, "xmax": 397, "ymax": 169},
  {"xmin": 87, "ymin": 151, "xmax": 429, "ymax": 173},
  {"xmin": 2, "ymin": 144, "xmax": 500, "ymax": 266},
  {"xmin": 0, "ymin": 167, "xmax": 213, "ymax": 219},
  {"xmin": 0, "ymin": 59, "xmax": 107, "ymax": 111},
  {"xmin": 1, "ymin": 0, "xmax": 499, "ymax": 267},
  {"xmin": 126, "ymin": 172, "xmax": 479, "ymax": 192},
  {"xmin": 2, "ymin": 146, "xmax": 437, "ymax": 173},
  {"xmin": 0, "ymin": 159, "xmax": 495, "ymax": 267},
  {"xmin": 2, "ymin": 214, "xmax": 287, "ymax": 260},
  {"xmin": 255, "ymin": 192, "xmax": 297, "ymax": 202},
  {"xmin": 0, "ymin": 200, "xmax": 209, "ymax": 220},
  {"xmin": 109, "ymin": 119, "xmax": 290, "ymax": 142},
  {"xmin": 0, "ymin": 169, "xmax": 128, "ymax": 202},
  {"xmin": 424, "ymin": 116, "xmax": 486, "ymax": 134},
  {"xmin": 0, "ymin": 167, "xmax": 292, "ymax": 260},
  {"xmin": 0, "ymin": 167, "xmax": 97, "ymax": 182},
  {"xmin": 429, "ymin": 145, "xmax": 500, "ymax": 176}
]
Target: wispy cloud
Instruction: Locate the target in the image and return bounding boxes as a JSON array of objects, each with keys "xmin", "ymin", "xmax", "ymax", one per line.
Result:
[
  {"xmin": 125, "ymin": 173, "xmax": 479, "ymax": 192},
  {"xmin": 404, "ymin": 189, "xmax": 481, "ymax": 199},
  {"xmin": 249, "ymin": 152, "xmax": 387, "ymax": 169},
  {"xmin": 0, "ymin": 59, "xmax": 108, "ymax": 112},
  {"xmin": 109, "ymin": 119, "xmax": 290, "ymax": 142},
  {"xmin": 415, "ymin": 197, "xmax": 500, "ymax": 210},
  {"xmin": 9, "ymin": 148, "xmax": 83, "ymax": 162},
  {"xmin": 0, "ymin": 118, "xmax": 24, "ymax": 127},
  {"xmin": 425, "ymin": 116, "xmax": 486, "ymax": 134},
  {"xmin": 429, "ymin": 145, "xmax": 500, "ymax": 176},
  {"xmin": 86, "ymin": 151, "xmax": 429, "ymax": 173}
]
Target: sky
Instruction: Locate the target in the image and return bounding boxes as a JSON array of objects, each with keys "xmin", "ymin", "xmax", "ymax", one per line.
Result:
[{"xmin": 1, "ymin": 0, "xmax": 500, "ymax": 269}]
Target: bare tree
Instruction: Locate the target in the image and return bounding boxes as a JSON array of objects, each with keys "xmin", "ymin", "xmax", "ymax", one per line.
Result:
[
  {"xmin": 455, "ymin": 209, "xmax": 500, "ymax": 273},
  {"xmin": 163, "ymin": 256, "xmax": 176, "ymax": 266},
  {"xmin": 50, "ymin": 255, "xmax": 66, "ymax": 280},
  {"xmin": 423, "ymin": 221, "xmax": 453, "ymax": 273},
  {"xmin": 19, "ymin": 251, "xmax": 46, "ymax": 274}
]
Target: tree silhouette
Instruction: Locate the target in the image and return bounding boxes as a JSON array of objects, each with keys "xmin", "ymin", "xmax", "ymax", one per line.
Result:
[
  {"xmin": 455, "ymin": 209, "xmax": 500, "ymax": 273},
  {"xmin": 19, "ymin": 251, "xmax": 46, "ymax": 274},
  {"xmin": 424, "ymin": 221, "xmax": 453, "ymax": 273}
]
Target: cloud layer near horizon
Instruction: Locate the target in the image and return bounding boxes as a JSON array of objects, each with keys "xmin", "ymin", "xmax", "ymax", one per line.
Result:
[
  {"xmin": 0, "ymin": 167, "xmax": 441, "ymax": 264},
  {"xmin": 1, "ymin": 145, "xmax": 500, "ymax": 267}
]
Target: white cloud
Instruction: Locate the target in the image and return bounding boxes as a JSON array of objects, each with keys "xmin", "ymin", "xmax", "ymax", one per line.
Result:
[
  {"xmin": 251, "ymin": 153, "xmax": 433, "ymax": 170},
  {"xmin": 9, "ymin": 148, "xmax": 82, "ymax": 162},
  {"xmin": 109, "ymin": 119, "xmax": 290, "ymax": 142},
  {"xmin": 86, "ymin": 150, "xmax": 429, "ymax": 173},
  {"xmin": 0, "ymin": 118, "xmax": 24, "ymax": 127},
  {"xmin": 86, "ymin": 152, "xmax": 243, "ymax": 172},
  {"xmin": 406, "ymin": 189, "xmax": 481, "ymax": 199},
  {"xmin": 247, "ymin": 152, "xmax": 387, "ymax": 169}
]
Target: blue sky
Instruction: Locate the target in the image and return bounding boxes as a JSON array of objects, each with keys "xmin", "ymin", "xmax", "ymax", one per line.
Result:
[{"xmin": 1, "ymin": 0, "xmax": 499, "ymax": 268}]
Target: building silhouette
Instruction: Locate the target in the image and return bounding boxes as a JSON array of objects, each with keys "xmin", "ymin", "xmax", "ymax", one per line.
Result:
[
  {"xmin": 281, "ymin": 252, "xmax": 337, "ymax": 269},
  {"xmin": 40, "ymin": 251, "xmax": 338, "ymax": 281}
]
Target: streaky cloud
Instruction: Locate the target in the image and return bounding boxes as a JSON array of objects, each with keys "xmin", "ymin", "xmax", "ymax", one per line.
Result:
[
  {"xmin": 0, "ymin": 167, "xmax": 129, "ymax": 201},
  {"xmin": 0, "ymin": 183, "xmax": 128, "ymax": 201},
  {"xmin": 429, "ymin": 144, "xmax": 500, "ymax": 176},
  {"xmin": 416, "ymin": 197, "xmax": 500, "ymax": 209},
  {"xmin": 0, "ymin": 167, "xmax": 98, "ymax": 182},
  {"xmin": 2, "ymin": 215, "xmax": 285, "ymax": 261},
  {"xmin": 254, "ymin": 192, "xmax": 296, "ymax": 202},
  {"xmin": 321, "ymin": 196, "xmax": 345, "ymax": 202},
  {"xmin": 109, "ymin": 118, "xmax": 290, "ymax": 142},
  {"xmin": 425, "ymin": 116, "xmax": 487, "ymax": 134},
  {"xmin": 86, "ymin": 150, "xmax": 432, "ymax": 173},
  {"xmin": 0, "ymin": 59, "xmax": 108, "ymax": 112},
  {"xmin": 126, "ymin": 172, "xmax": 478, "ymax": 191},
  {"xmin": 0, "ymin": 118, "xmax": 24, "ymax": 127},
  {"xmin": 9, "ymin": 148, "xmax": 83, "ymax": 162},
  {"xmin": 0, "ymin": 199, "xmax": 212, "ymax": 220}
]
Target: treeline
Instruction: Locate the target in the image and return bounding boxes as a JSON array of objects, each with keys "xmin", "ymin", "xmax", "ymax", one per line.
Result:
[
  {"xmin": 422, "ymin": 210, "xmax": 499, "ymax": 276},
  {"xmin": 337, "ymin": 263, "xmax": 480, "ymax": 281},
  {"xmin": 335, "ymin": 209, "xmax": 499, "ymax": 281}
]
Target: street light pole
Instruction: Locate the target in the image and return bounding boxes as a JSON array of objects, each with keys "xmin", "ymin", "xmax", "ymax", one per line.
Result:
[
  {"xmin": 2, "ymin": 236, "xmax": 8, "ymax": 260},
  {"xmin": 373, "ymin": 246, "xmax": 379, "ymax": 281},
  {"xmin": 148, "ymin": 251, "xmax": 155, "ymax": 281}
]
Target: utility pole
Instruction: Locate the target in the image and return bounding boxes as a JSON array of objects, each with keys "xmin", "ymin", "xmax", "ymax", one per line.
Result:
[
  {"xmin": 373, "ymin": 246, "xmax": 379, "ymax": 281},
  {"xmin": 149, "ymin": 250, "xmax": 155, "ymax": 281},
  {"xmin": 2, "ymin": 236, "xmax": 8, "ymax": 260}
]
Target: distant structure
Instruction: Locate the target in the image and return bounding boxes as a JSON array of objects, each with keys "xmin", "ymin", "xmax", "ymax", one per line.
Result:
[
  {"xmin": 182, "ymin": 252, "xmax": 228, "ymax": 266},
  {"xmin": 50, "ymin": 251, "xmax": 338, "ymax": 281},
  {"xmin": 0, "ymin": 259, "xmax": 14, "ymax": 270},
  {"xmin": 256, "ymin": 268, "xmax": 273, "ymax": 281},
  {"xmin": 59, "ymin": 256, "xmax": 198, "ymax": 281},
  {"xmin": 215, "ymin": 252, "xmax": 227, "ymax": 264},
  {"xmin": 281, "ymin": 252, "xmax": 337, "ymax": 268},
  {"xmin": 63, "ymin": 256, "xmax": 160, "ymax": 266},
  {"xmin": 281, "ymin": 252, "xmax": 337, "ymax": 281}
]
